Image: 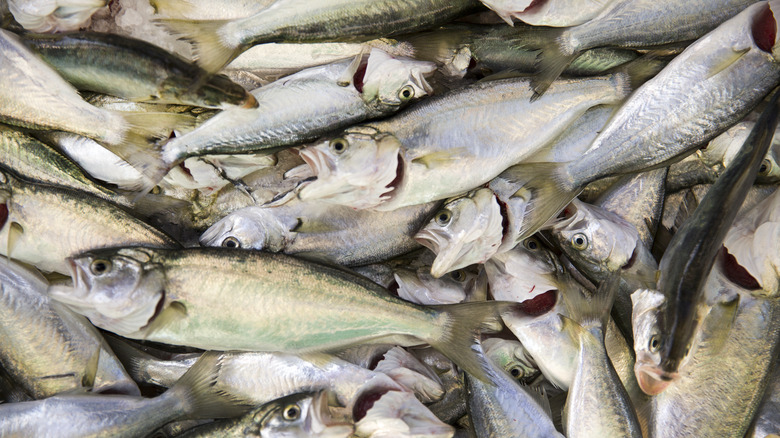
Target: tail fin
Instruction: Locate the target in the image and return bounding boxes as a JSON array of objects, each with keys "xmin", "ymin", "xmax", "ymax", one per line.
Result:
[
  {"xmin": 531, "ymin": 28, "xmax": 578, "ymax": 100},
  {"xmin": 607, "ymin": 50, "xmax": 670, "ymax": 91},
  {"xmin": 426, "ymin": 301, "xmax": 511, "ymax": 382},
  {"xmin": 104, "ymin": 111, "xmax": 193, "ymax": 192},
  {"xmin": 501, "ymin": 162, "xmax": 580, "ymax": 241},
  {"xmin": 563, "ymin": 272, "xmax": 621, "ymax": 337},
  {"xmin": 157, "ymin": 18, "xmax": 241, "ymax": 74},
  {"xmin": 170, "ymin": 351, "xmax": 251, "ymax": 419}
]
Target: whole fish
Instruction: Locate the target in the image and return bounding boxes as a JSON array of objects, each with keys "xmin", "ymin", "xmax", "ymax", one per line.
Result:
[
  {"xmin": 0, "ymin": 28, "xmax": 191, "ymax": 192},
  {"xmin": 179, "ymin": 390, "xmax": 354, "ymax": 438},
  {"xmin": 23, "ymin": 32, "xmax": 255, "ymax": 109},
  {"xmin": 632, "ymin": 85, "xmax": 780, "ymax": 395},
  {"xmin": 199, "ymin": 195, "xmax": 440, "ymax": 267},
  {"xmin": 513, "ymin": 2, "xmax": 780, "ymax": 240},
  {"xmin": 531, "ymin": 0, "xmax": 756, "ymax": 96},
  {"xmin": 0, "ymin": 257, "xmax": 139, "ymax": 398},
  {"xmin": 0, "ymin": 170, "xmax": 179, "ymax": 274},
  {"xmin": 154, "ymin": 49, "xmax": 435, "ymax": 183},
  {"xmin": 0, "ymin": 353, "xmax": 247, "ymax": 437},
  {"xmin": 49, "ymin": 246, "xmax": 508, "ymax": 381},
  {"xmin": 157, "ymin": 0, "xmax": 481, "ymax": 73},
  {"xmin": 297, "ymin": 74, "xmax": 630, "ymax": 210}
]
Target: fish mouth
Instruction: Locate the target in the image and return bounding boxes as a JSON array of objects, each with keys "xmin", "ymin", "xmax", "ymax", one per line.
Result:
[
  {"xmin": 635, "ymin": 363, "xmax": 679, "ymax": 395},
  {"xmin": 0, "ymin": 203, "xmax": 7, "ymax": 230},
  {"xmin": 300, "ymin": 147, "xmax": 334, "ymax": 177},
  {"xmin": 310, "ymin": 391, "xmax": 354, "ymax": 437},
  {"xmin": 515, "ymin": 289, "xmax": 557, "ymax": 316}
]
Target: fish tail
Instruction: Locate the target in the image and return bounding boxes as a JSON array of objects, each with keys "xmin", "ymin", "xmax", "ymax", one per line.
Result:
[
  {"xmin": 157, "ymin": 18, "xmax": 241, "ymax": 74},
  {"xmin": 170, "ymin": 351, "xmax": 251, "ymax": 419},
  {"xmin": 502, "ymin": 161, "xmax": 580, "ymax": 241},
  {"xmin": 531, "ymin": 28, "xmax": 578, "ymax": 100},
  {"xmin": 427, "ymin": 301, "xmax": 511, "ymax": 382},
  {"xmin": 105, "ymin": 111, "xmax": 193, "ymax": 192},
  {"xmin": 149, "ymin": 0, "xmax": 195, "ymax": 17},
  {"xmin": 563, "ymin": 272, "xmax": 621, "ymax": 338}
]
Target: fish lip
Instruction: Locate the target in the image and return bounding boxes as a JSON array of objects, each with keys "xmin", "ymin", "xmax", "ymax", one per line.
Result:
[{"xmin": 635, "ymin": 363, "xmax": 679, "ymax": 395}]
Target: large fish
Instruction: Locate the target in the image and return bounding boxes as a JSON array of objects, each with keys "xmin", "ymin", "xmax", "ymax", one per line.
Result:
[{"xmin": 49, "ymin": 247, "xmax": 509, "ymax": 382}]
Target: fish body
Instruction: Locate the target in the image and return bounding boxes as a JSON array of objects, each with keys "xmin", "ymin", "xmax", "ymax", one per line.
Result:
[
  {"xmin": 23, "ymin": 32, "xmax": 254, "ymax": 109},
  {"xmin": 0, "ymin": 171, "xmax": 178, "ymax": 274},
  {"xmin": 0, "ymin": 258, "xmax": 138, "ymax": 398},
  {"xmin": 50, "ymin": 247, "xmax": 505, "ymax": 381},
  {"xmin": 298, "ymin": 74, "xmax": 630, "ymax": 210}
]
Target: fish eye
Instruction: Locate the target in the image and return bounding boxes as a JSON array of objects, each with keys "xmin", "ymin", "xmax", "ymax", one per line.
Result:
[
  {"xmin": 450, "ymin": 270, "xmax": 466, "ymax": 281},
  {"xmin": 509, "ymin": 365, "xmax": 524, "ymax": 380},
  {"xmin": 282, "ymin": 403, "xmax": 301, "ymax": 421},
  {"xmin": 90, "ymin": 259, "xmax": 112, "ymax": 276},
  {"xmin": 221, "ymin": 236, "xmax": 241, "ymax": 249},
  {"xmin": 435, "ymin": 209, "xmax": 452, "ymax": 226},
  {"xmin": 329, "ymin": 138, "xmax": 348, "ymax": 155},
  {"xmin": 649, "ymin": 334, "xmax": 661, "ymax": 353},
  {"xmin": 398, "ymin": 85, "xmax": 414, "ymax": 101},
  {"xmin": 759, "ymin": 158, "xmax": 773, "ymax": 176},
  {"xmin": 523, "ymin": 238, "xmax": 540, "ymax": 251},
  {"xmin": 571, "ymin": 233, "xmax": 588, "ymax": 250}
]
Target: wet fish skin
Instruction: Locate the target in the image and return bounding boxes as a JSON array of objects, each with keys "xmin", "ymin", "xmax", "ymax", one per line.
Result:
[
  {"xmin": 0, "ymin": 171, "xmax": 179, "ymax": 274},
  {"xmin": 480, "ymin": 0, "xmax": 615, "ymax": 27},
  {"xmin": 23, "ymin": 32, "xmax": 255, "ymax": 110},
  {"xmin": 298, "ymin": 74, "xmax": 630, "ymax": 211},
  {"xmin": 746, "ymin": 358, "xmax": 780, "ymax": 438},
  {"xmin": 0, "ymin": 257, "xmax": 139, "ymax": 398},
  {"xmin": 200, "ymin": 197, "xmax": 440, "ymax": 267},
  {"xmin": 158, "ymin": 0, "xmax": 481, "ymax": 74},
  {"xmin": 50, "ymin": 247, "xmax": 506, "ymax": 382}
]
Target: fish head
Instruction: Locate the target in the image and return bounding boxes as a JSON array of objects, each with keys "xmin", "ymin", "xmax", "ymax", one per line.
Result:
[
  {"xmin": 551, "ymin": 199, "xmax": 641, "ymax": 277},
  {"xmin": 757, "ymin": 136, "xmax": 780, "ymax": 183},
  {"xmin": 360, "ymin": 48, "xmax": 436, "ymax": 111},
  {"xmin": 199, "ymin": 207, "xmax": 296, "ymax": 252},
  {"xmin": 482, "ymin": 338, "xmax": 541, "ymax": 386},
  {"xmin": 414, "ymin": 188, "xmax": 504, "ymax": 278},
  {"xmin": 297, "ymin": 126, "xmax": 403, "ymax": 209},
  {"xmin": 393, "ymin": 264, "xmax": 482, "ymax": 305},
  {"xmin": 631, "ymin": 288, "xmax": 679, "ymax": 395},
  {"xmin": 48, "ymin": 247, "xmax": 166, "ymax": 337},
  {"xmin": 248, "ymin": 391, "xmax": 353, "ymax": 438},
  {"xmin": 485, "ymin": 236, "xmax": 562, "ymax": 307}
]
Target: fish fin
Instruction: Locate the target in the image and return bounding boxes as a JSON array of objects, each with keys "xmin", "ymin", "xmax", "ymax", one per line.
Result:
[
  {"xmin": 673, "ymin": 189, "xmax": 699, "ymax": 234},
  {"xmin": 156, "ymin": 18, "xmax": 240, "ymax": 74},
  {"xmin": 103, "ymin": 335, "xmax": 159, "ymax": 383},
  {"xmin": 92, "ymin": 348, "xmax": 142, "ymax": 396},
  {"xmin": 171, "ymin": 351, "xmax": 252, "ymax": 419},
  {"xmin": 699, "ymin": 293, "xmax": 740, "ymax": 356},
  {"xmin": 131, "ymin": 192, "xmax": 191, "ymax": 224},
  {"xmin": 374, "ymin": 347, "xmax": 444, "ymax": 403},
  {"xmin": 605, "ymin": 50, "xmax": 669, "ymax": 90},
  {"xmin": 501, "ymin": 161, "xmax": 580, "ymax": 240},
  {"xmin": 425, "ymin": 301, "xmax": 512, "ymax": 383},
  {"xmin": 562, "ymin": 272, "xmax": 621, "ymax": 337},
  {"xmin": 81, "ymin": 347, "xmax": 101, "ymax": 389},
  {"xmin": 144, "ymin": 301, "xmax": 188, "ymax": 336},
  {"xmin": 530, "ymin": 28, "xmax": 578, "ymax": 100},
  {"xmin": 410, "ymin": 148, "xmax": 467, "ymax": 169},
  {"xmin": 547, "ymin": 390, "xmax": 567, "ymax": 434},
  {"xmin": 705, "ymin": 48, "xmax": 749, "ymax": 80},
  {"xmin": 149, "ymin": 0, "xmax": 195, "ymax": 17},
  {"xmin": 7, "ymin": 222, "xmax": 23, "ymax": 259}
]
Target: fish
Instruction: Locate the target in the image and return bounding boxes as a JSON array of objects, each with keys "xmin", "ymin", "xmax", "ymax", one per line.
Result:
[
  {"xmin": 297, "ymin": 74, "xmax": 630, "ymax": 210},
  {"xmin": 746, "ymin": 358, "xmax": 780, "ymax": 438},
  {"xmin": 513, "ymin": 1, "xmax": 780, "ymax": 240},
  {"xmin": 531, "ymin": 0, "xmax": 756, "ymax": 97},
  {"xmin": 0, "ymin": 352, "xmax": 248, "ymax": 437},
  {"xmin": 8, "ymin": 0, "xmax": 106, "ymax": 32},
  {"xmin": 632, "ymin": 85, "xmax": 780, "ymax": 395},
  {"xmin": 480, "ymin": 0, "xmax": 616, "ymax": 27},
  {"xmin": 561, "ymin": 275, "xmax": 643, "ymax": 438},
  {"xmin": 49, "ymin": 246, "xmax": 509, "ymax": 382},
  {"xmin": 353, "ymin": 389, "xmax": 455, "ymax": 438},
  {"xmin": 179, "ymin": 390, "xmax": 354, "ymax": 438},
  {"xmin": 156, "ymin": 0, "xmax": 481, "ymax": 74},
  {"xmin": 465, "ymin": 341, "xmax": 563, "ymax": 438},
  {"xmin": 0, "ymin": 170, "xmax": 179, "ymax": 274},
  {"xmin": 199, "ymin": 194, "xmax": 440, "ymax": 268},
  {"xmin": 154, "ymin": 49, "xmax": 435, "ymax": 184},
  {"xmin": 393, "ymin": 264, "xmax": 487, "ymax": 305},
  {"xmin": 482, "ymin": 338, "xmax": 542, "ymax": 387},
  {"xmin": 0, "ymin": 257, "xmax": 139, "ymax": 398},
  {"xmin": 23, "ymin": 32, "xmax": 256, "ymax": 109}
]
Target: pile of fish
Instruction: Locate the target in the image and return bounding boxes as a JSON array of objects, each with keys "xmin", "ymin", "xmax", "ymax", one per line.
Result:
[{"xmin": 2, "ymin": 0, "xmax": 780, "ymax": 436}]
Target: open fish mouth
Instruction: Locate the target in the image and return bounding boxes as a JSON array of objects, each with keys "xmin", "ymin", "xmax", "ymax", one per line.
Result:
[
  {"xmin": 635, "ymin": 363, "xmax": 679, "ymax": 395},
  {"xmin": 309, "ymin": 391, "xmax": 354, "ymax": 437}
]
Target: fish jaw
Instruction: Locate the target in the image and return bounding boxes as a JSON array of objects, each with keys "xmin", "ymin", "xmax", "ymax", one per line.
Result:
[
  {"xmin": 414, "ymin": 189, "xmax": 504, "ymax": 278},
  {"xmin": 308, "ymin": 391, "xmax": 354, "ymax": 438},
  {"xmin": 298, "ymin": 130, "xmax": 403, "ymax": 209},
  {"xmin": 360, "ymin": 48, "xmax": 436, "ymax": 110},
  {"xmin": 634, "ymin": 362, "xmax": 678, "ymax": 396}
]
